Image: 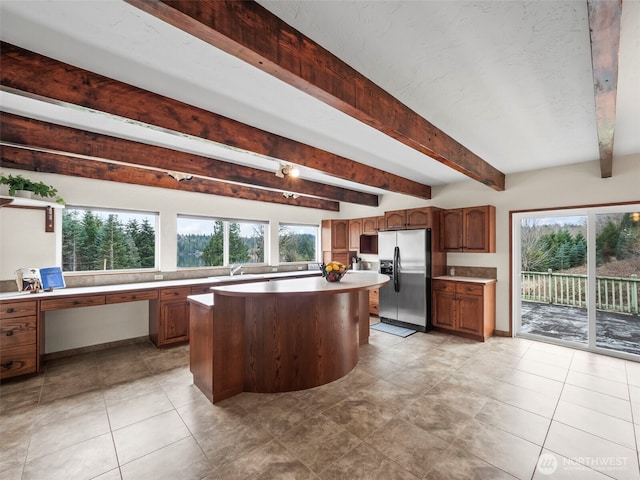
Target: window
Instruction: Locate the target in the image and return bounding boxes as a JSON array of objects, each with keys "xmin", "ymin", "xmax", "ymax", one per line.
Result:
[
  {"xmin": 62, "ymin": 207, "xmax": 158, "ymax": 272},
  {"xmin": 279, "ymin": 223, "xmax": 318, "ymax": 263},
  {"xmin": 177, "ymin": 216, "xmax": 266, "ymax": 268}
]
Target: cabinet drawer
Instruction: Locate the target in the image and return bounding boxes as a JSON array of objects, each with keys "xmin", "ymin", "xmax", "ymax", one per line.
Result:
[
  {"xmin": 457, "ymin": 283, "xmax": 483, "ymax": 296},
  {"xmin": 433, "ymin": 281, "xmax": 455, "ymax": 293},
  {"xmin": 106, "ymin": 290, "xmax": 158, "ymax": 304},
  {"xmin": 160, "ymin": 287, "xmax": 191, "ymax": 301},
  {"xmin": 0, "ymin": 301, "xmax": 37, "ymax": 319},
  {"xmin": 0, "ymin": 316, "xmax": 36, "ymax": 349},
  {"xmin": 40, "ymin": 295, "xmax": 106, "ymax": 311},
  {"xmin": 0, "ymin": 344, "xmax": 37, "ymax": 379},
  {"xmin": 369, "ymin": 303, "xmax": 379, "ymax": 315}
]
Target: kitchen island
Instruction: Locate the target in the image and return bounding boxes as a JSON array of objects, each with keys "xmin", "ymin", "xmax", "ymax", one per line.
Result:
[{"xmin": 187, "ymin": 272, "xmax": 389, "ymax": 403}]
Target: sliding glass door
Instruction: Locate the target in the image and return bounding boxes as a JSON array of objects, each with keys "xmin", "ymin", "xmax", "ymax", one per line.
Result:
[{"xmin": 513, "ymin": 204, "xmax": 640, "ymax": 359}]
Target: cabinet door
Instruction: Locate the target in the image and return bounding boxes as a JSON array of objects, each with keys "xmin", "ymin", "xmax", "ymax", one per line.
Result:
[
  {"xmin": 441, "ymin": 209, "xmax": 463, "ymax": 251},
  {"xmin": 349, "ymin": 219, "xmax": 362, "ymax": 251},
  {"xmin": 160, "ymin": 300, "xmax": 189, "ymax": 345},
  {"xmin": 362, "ymin": 217, "xmax": 378, "ymax": 235},
  {"xmin": 376, "ymin": 216, "xmax": 386, "ymax": 232},
  {"xmin": 456, "ymin": 292, "xmax": 484, "ymax": 336},
  {"xmin": 385, "ymin": 210, "xmax": 406, "ymax": 230},
  {"xmin": 463, "ymin": 206, "xmax": 495, "ymax": 253},
  {"xmin": 406, "ymin": 207, "xmax": 431, "ymax": 228},
  {"xmin": 331, "ymin": 220, "xmax": 349, "ymax": 251},
  {"xmin": 432, "ymin": 290, "xmax": 456, "ymax": 330}
]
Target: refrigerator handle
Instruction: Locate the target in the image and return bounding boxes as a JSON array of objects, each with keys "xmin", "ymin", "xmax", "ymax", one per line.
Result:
[{"xmin": 393, "ymin": 246, "xmax": 400, "ymax": 292}]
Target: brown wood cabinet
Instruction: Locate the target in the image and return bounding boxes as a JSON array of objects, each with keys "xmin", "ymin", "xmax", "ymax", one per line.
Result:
[
  {"xmin": 150, "ymin": 287, "xmax": 192, "ymax": 347},
  {"xmin": 441, "ymin": 205, "xmax": 496, "ymax": 253},
  {"xmin": 0, "ymin": 300, "xmax": 38, "ymax": 379},
  {"xmin": 362, "ymin": 216, "xmax": 385, "ymax": 234},
  {"xmin": 322, "ymin": 219, "xmax": 351, "ymax": 265},
  {"xmin": 432, "ymin": 279, "xmax": 495, "ymax": 341},
  {"xmin": 369, "ymin": 288, "xmax": 379, "ymax": 316},
  {"xmin": 349, "ymin": 218, "xmax": 362, "ymax": 251},
  {"xmin": 384, "ymin": 207, "xmax": 440, "ymax": 230}
]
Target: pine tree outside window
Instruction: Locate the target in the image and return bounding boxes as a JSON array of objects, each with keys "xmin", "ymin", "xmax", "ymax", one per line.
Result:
[
  {"xmin": 62, "ymin": 207, "xmax": 158, "ymax": 272},
  {"xmin": 177, "ymin": 215, "xmax": 266, "ymax": 268}
]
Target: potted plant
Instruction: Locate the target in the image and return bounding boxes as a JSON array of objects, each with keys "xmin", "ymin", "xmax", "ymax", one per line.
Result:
[{"xmin": 0, "ymin": 174, "xmax": 65, "ymax": 204}]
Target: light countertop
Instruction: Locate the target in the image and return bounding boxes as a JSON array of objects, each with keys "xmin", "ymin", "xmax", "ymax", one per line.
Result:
[{"xmin": 433, "ymin": 275, "xmax": 496, "ymax": 284}]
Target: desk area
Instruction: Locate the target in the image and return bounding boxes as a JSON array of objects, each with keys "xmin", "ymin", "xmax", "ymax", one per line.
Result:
[{"xmin": 0, "ymin": 271, "xmax": 320, "ymax": 380}]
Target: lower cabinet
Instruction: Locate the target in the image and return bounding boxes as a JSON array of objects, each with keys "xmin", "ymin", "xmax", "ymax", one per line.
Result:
[
  {"xmin": 0, "ymin": 300, "xmax": 38, "ymax": 380},
  {"xmin": 432, "ymin": 279, "xmax": 495, "ymax": 341},
  {"xmin": 150, "ymin": 287, "xmax": 192, "ymax": 347},
  {"xmin": 369, "ymin": 288, "xmax": 379, "ymax": 316}
]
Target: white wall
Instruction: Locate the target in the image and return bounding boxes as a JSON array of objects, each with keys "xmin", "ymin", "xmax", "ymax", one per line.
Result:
[
  {"xmin": 2, "ymin": 156, "xmax": 638, "ymax": 351},
  {"xmin": 342, "ymin": 154, "xmax": 640, "ymax": 333}
]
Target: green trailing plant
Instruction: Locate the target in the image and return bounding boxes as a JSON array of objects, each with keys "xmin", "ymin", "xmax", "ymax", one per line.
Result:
[{"xmin": 0, "ymin": 174, "xmax": 65, "ymax": 204}]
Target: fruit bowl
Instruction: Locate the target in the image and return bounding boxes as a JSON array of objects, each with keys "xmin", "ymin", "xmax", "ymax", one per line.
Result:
[{"xmin": 321, "ymin": 261, "xmax": 348, "ymax": 282}]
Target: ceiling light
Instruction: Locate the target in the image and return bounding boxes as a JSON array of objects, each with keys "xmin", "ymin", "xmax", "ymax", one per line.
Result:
[
  {"xmin": 167, "ymin": 171, "xmax": 193, "ymax": 181},
  {"xmin": 275, "ymin": 164, "xmax": 299, "ymax": 178}
]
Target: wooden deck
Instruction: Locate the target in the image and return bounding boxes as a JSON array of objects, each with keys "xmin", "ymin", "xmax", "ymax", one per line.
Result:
[{"xmin": 520, "ymin": 301, "xmax": 640, "ymax": 356}]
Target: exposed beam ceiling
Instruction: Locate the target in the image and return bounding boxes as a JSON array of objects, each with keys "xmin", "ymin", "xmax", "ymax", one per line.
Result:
[
  {"xmin": 0, "ymin": 42, "xmax": 431, "ymax": 204},
  {"xmin": 0, "ymin": 113, "xmax": 377, "ymax": 207},
  {"xmin": 1, "ymin": 145, "xmax": 339, "ymax": 211},
  {"xmin": 126, "ymin": 0, "xmax": 505, "ymax": 191},
  {"xmin": 587, "ymin": 0, "xmax": 623, "ymax": 178}
]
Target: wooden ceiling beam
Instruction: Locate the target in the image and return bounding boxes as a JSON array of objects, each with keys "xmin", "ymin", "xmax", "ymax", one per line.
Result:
[
  {"xmin": 0, "ymin": 145, "xmax": 339, "ymax": 211},
  {"xmin": 587, "ymin": 0, "xmax": 622, "ymax": 178},
  {"xmin": 0, "ymin": 113, "xmax": 377, "ymax": 206},
  {"xmin": 126, "ymin": 0, "xmax": 505, "ymax": 191},
  {"xmin": 0, "ymin": 42, "xmax": 431, "ymax": 200}
]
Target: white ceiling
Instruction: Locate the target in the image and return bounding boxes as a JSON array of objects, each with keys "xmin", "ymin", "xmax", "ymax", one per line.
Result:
[{"xmin": 1, "ymin": 0, "xmax": 639, "ymax": 198}]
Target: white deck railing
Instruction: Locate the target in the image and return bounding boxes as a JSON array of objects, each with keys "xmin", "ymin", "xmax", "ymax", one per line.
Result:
[{"xmin": 521, "ymin": 271, "xmax": 639, "ymax": 315}]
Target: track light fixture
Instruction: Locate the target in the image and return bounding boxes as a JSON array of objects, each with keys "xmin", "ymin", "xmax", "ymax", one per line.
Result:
[
  {"xmin": 167, "ymin": 171, "xmax": 193, "ymax": 182},
  {"xmin": 275, "ymin": 164, "xmax": 300, "ymax": 178}
]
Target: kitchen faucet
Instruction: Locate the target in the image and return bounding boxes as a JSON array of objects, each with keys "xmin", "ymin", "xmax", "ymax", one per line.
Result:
[{"xmin": 230, "ymin": 264, "xmax": 243, "ymax": 276}]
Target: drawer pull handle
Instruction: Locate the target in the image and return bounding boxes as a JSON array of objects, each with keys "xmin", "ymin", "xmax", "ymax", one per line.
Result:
[
  {"xmin": 73, "ymin": 301, "xmax": 80, "ymax": 305},
  {"xmin": 6, "ymin": 308, "xmax": 14, "ymax": 313},
  {"xmin": 132, "ymin": 295, "xmax": 137, "ymax": 300},
  {"xmin": 1, "ymin": 360, "xmax": 14, "ymax": 369},
  {"xmin": 6, "ymin": 331, "xmax": 14, "ymax": 336}
]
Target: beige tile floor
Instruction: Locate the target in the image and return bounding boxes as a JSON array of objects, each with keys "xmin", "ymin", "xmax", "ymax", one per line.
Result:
[{"xmin": 1, "ymin": 326, "xmax": 640, "ymax": 480}]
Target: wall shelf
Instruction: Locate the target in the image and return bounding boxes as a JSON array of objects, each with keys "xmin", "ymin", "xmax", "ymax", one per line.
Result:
[{"xmin": 0, "ymin": 195, "xmax": 64, "ymax": 232}]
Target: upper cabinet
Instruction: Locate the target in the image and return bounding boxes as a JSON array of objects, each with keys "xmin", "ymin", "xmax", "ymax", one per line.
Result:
[
  {"xmin": 384, "ymin": 207, "xmax": 439, "ymax": 230},
  {"xmin": 441, "ymin": 205, "xmax": 495, "ymax": 253},
  {"xmin": 362, "ymin": 216, "xmax": 385, "ymax": 235},
  {"xmin": 321, "ymin": 219, "xmax": 350, "ymax": 264},
  {"xmin": 348, "ymin": 219, "xmax": 362, "ymax": 251}
]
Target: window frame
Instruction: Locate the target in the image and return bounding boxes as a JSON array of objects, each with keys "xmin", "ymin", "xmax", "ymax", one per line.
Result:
[
  {"xmin": 176, "ymin": 214, "xmax": 269, "ymax": 269},
  {"xmin": 278, "ymin": 222, "xmax": 320, "ymax": 264},
  {"xmin": 61, "ymin": 205, "xmax": 159, "ymax": 274}
]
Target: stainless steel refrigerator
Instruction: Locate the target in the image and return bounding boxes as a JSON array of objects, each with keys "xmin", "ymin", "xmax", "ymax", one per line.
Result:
[{"xmin": 378, "ymin": 228, "xmax": 432, "ymax": 332}]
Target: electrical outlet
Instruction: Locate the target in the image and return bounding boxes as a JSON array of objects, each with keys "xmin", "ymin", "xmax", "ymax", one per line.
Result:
[
  {"xmin": 272, "ymin": 267, "xmax": 278, "ymax": 272},
  {"xmin": 154, "ymin": 274, "xmax": 163, "ymax": 280},
  {"xmin": 297, "ymin": 266, "xmax": 303, "ymax": 270}
]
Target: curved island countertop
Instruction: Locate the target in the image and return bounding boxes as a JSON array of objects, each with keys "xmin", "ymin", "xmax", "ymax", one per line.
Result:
[{"xmin": 188, "ymin": 272, "xmax": 389, "ymax": 403}]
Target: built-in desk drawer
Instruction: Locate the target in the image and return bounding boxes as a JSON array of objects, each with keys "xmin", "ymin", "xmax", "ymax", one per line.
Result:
[
  {"xmin": 160, "ymin": 287, "xmax": 191, "ymax": 300},
  {"xmin": 40, "ymin": 295, "xmax": 106, "ymax": 311},
  {"xmin": 457, "ymin": 283, "xmax": 483, "ymax": 296},
  {"xmin": 1, "ymin": 344, "xmax": 37, "ymax": 379},
  {"xmin": 0, "ymin": 301, "xmax": 37, "ymax": 319},
  {"xmin": 106, "ymin": 290, "xmax": 158, "ymax": 304},
  {"xmin": 0, "ymin": 316, "xmax": 36, "ymax": 349}
]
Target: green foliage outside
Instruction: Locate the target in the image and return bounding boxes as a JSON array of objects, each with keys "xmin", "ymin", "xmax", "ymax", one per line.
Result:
[
  {"xmin": 178, "ymin": 221, "xmax": 264, "ymax": 267},
  {"xmin": 62, "ymin": 210, "xmax": 156, "ymax": 271},
  {"xmin": 279, "ymin": 225, "xmax": 316, "ymax": 262},
  {"xmin": 521, "ymin": 213, "xmax": 640, "ymax": 272}
]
